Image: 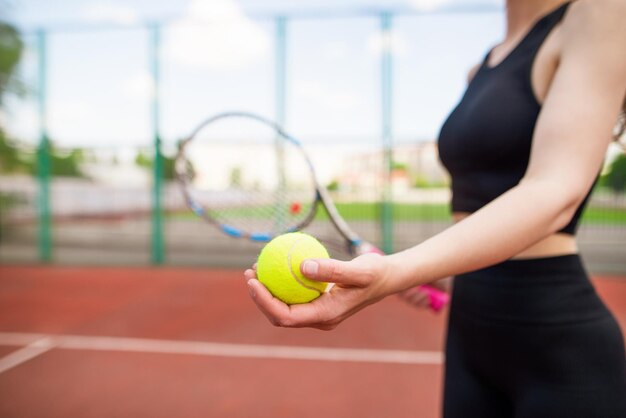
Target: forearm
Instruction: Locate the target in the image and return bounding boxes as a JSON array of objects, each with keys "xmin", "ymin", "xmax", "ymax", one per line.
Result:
[{"xmin": 384, "ymin": 179, "xmax": 580, "ymax": 293}]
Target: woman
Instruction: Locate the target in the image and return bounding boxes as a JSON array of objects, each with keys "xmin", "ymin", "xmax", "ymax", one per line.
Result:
[{"xmin": 245, "ymin": 0, "xmax": 626, "ymax": 416}]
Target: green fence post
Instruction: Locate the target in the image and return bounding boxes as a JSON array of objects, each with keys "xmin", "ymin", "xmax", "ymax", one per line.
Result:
[
  {"xmin": 380, "ymin": 12, "xmax": 394, "ymax": 254},
  {"xmin": 36, "ymin": 29, "xmax": 52, "ymax": 262},
  {"xmin": 274, "ymin": 16, "xmax": 287, "ymax": 231},
  {"xmin": 150, "ymin": 24, "xmax": 165, "ymax": 264},
  {"xmin": 275, "ymin": 16, "xmax": 287, "ymax": 127}
]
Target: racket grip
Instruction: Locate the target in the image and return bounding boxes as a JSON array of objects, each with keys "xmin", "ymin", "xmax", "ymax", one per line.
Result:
[{"xmin": 418, "ymin": 285, "xmax": 450, "ymax": 312}]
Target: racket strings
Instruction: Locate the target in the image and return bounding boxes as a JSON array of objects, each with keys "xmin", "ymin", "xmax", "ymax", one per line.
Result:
[
  {"xmin": 178, "ymin": 117, "xmax": 318, "ymax": 238},
  {"xmin": 203, "ymin": 188, "xmax": 312, "ymax": 234}
]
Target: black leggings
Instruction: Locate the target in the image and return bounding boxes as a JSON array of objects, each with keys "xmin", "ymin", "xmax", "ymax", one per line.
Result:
[{"xmin": 443, "ymin": 255, "xmax": 626, "ymax": 418}]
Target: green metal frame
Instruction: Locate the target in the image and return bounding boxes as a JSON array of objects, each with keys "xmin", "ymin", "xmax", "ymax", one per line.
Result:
[
  {"xmin": 275, "ymin": 17, "xmax": 287, "ymax": 127},
  {"xmin": 380, "ymin": 12, "xmax": 394, "ymax": 254},
  {"xmin": 274, "ymin": 16, "xmax": 288, "ymax": 232},
  {"xmin": 150, "ymin": 24, "xmax": 165, "ymax": 264},
  {"xmin": 36, "ymin": 30, "xmax": 52, "ymax": 262}
]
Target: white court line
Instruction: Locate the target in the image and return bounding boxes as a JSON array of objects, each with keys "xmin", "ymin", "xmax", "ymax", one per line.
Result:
[
  {"xmin": 0, "ymin": 337, "xmax": 56, "ymax": 374},
  {"xmin": 0, "ymin": 332, "xmax": 49, "ymax": 346},
  {"xmin": 0, "ymin": 332, "xmax": 443, "ymax": 374}
]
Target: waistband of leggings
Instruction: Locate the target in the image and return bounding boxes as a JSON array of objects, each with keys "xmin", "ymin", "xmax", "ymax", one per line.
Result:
[{"xmin": 458, "ymin": 253, "xmax": 587, "ymax": 280}]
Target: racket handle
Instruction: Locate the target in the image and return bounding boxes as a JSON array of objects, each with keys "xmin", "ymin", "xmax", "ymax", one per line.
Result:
[
  {"xmin": 356, "ymin": 242, "xmax": 449, "ymax": 312},
  {"xmin": 418, "ymin": 285, "xmax": 450, "ymax": 312}
]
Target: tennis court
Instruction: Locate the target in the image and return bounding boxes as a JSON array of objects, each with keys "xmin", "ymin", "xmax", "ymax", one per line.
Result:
[{"xmin": 0, "ymin": 265, "xmax": 624, "ymax": 418}]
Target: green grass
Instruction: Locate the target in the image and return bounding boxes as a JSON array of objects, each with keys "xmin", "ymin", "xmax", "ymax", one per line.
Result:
[
  {"xmin": 167, "ymin": 202, "xmax": 626, "ymax": 225},
  {"xmin": 167, "ymin": 203, "xmax": 452, "ymax": 222},
  {"xmin": 315, "ymin": 203, "xmax": 451, "ymax": 221},
  {"xmin": 581, "ymin": 206, "xmax": 626, "ymax": 225}
]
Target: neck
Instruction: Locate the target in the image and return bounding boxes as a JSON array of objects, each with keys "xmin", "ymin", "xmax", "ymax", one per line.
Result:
[{"xmin": 505, "ymin": 0, "xmax": 568, "ymax": 39}]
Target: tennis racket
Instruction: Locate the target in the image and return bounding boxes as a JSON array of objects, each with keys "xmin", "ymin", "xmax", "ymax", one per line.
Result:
[{"xmin": 175, "ymin": 111, "xmax": 449, "ymax": 312}]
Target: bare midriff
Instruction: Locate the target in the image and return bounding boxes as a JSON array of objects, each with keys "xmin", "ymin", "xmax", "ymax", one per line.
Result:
[{"xmin": 452, "ymin": 212, "xmax": 578, "ymax": 259}]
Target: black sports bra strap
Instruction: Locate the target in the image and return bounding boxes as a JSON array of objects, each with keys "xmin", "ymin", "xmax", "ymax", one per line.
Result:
[{"xmin": 480, "ymin": 1, "xmax": 573, "ymax": 71}]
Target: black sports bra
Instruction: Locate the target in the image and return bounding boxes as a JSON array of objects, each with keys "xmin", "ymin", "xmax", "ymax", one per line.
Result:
[{"xmin": 438, "ymin": 1, "xmax": 592, "ymax": 235}]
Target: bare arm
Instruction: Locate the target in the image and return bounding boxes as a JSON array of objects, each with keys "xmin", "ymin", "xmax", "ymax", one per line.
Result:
[
  {"xmin": 245, "ymin": 0, "xmax": 626, "ymax": 329},
  {"xmin": 386, "ymin": 0, "xmax": 626, "ymax": 289}
]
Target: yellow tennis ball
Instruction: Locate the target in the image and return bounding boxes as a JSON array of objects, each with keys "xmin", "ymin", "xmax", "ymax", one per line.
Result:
[{"xmin": 256, "ymin": 232, "xmax": 329, "ymax": 305}]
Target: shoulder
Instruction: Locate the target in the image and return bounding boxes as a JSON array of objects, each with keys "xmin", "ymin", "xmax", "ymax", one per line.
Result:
[
  {"xmin": 467, "ymin": 62, "xmax": 481, "ymax": 84},
  {"xmin": 562, "ymin": 0, "xmax": 626, "ymax": 44},
  {"xmin": 559, "ymin": 0, "xmax": 626, "ymax": 72}
]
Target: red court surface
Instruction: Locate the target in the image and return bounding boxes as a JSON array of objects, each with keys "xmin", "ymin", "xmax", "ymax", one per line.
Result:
[{"xmin": 0, "ymin": 266, "xmax": 624, "ymax": 418}]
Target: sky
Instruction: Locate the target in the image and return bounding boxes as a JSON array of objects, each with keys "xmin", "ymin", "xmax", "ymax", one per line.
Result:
[{"xmin": 1, "ymin": 0, "xmax": 505, "ymax": 152}]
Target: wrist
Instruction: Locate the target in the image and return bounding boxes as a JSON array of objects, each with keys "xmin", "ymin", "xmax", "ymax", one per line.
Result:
[
  {"xmin": 383, "ymin": 248, "xmax": 430, "ymax": 293},
  {"xmin": 379, "ymin": 253, "xmax": 410, "ymax": 296}
]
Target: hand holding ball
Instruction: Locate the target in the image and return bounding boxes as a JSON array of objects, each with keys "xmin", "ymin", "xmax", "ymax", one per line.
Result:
[{"xmin": 256, "ymin": 233, "xmax": 330, "ymax": 304}]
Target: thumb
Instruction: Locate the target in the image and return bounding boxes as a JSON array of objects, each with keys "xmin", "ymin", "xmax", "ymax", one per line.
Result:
[{"xmin": 300, "ymin": 258, "xmax": 363, "ymax": 286}]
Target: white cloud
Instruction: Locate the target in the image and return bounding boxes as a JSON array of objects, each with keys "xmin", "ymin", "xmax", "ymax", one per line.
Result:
[
  {"xmin": 408, "ymin": 0, "xmax": 502, "ymax": 11},
  {"xmin": 81, "ymin": 2, "xmax": 139, "ymax": 25},
  {"xmin": 46, "ymin": 99, "xmax": 148, "ymax": 145},
  {"xmin": 1, "ymin": 96, "xmax": 39, "ymax": 143},
  {"xmin": 187, "ymin": 0, "xmax": 242, "ymax": 20},
  {"xmin": 408, "ymin": 0, "xmax": 448, "ymax": 11},
  {"xmin": 165, "ymin": 0, "xmax": 269, "ymax": 71},
  {"xmin": 122, "ymin": 72, "xmax": 155, "ymax": 100},
  {"xmin": 293, "ymin": 80, "xmax": 358, "ymax": 112},
  {"xmin": 367, "ymin": 31, "xmax": 409, "ymax": 57},
  {"xmin": 48, "ymin": 100, "xmax": 93, "ymax": 138},
  {"xmin": 322, "ymin": 42, "xmax": 350, "ymax": 60},
  {"xmin": 408, "ymin": 0, "xmax": 450, "ymax": 11}
]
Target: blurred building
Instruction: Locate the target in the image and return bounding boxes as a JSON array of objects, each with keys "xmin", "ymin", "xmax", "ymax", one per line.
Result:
[{"xmin": 333, "ymin": 140, "xmax": 450, "ymax": 200}]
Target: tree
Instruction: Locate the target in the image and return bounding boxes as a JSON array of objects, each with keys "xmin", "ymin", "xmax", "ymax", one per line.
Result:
[
  {"xmin": 605, "ymin": 154, "xmax": 626, "ymax": 193},
  {"xmin": 0, "ymin": 19, "xmax": 26, "ymax": 174},
  {"xmin": 0, "ymin": 130, "xmax": 30, "ymax": 173},
  {"xmin": 0, "ymin": 17, "xmax": 25, "ymax": 240},
  {"xmin": 0, "ymin": 20, "xmax": 25, "ymax": 104},
  {"xmin": 46, "ymin": 146, "xmax": 84, "ymax": 177},
  {"xmin": 135, "ymin": 151, "xmax": 176, "ymax": 181},
  {"xmin": 229, "ymin": 167, "xmax": 242, "ymax": 188}
]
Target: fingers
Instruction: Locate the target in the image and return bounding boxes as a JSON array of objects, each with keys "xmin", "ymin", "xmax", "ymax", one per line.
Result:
[
  {"xmin": 244, "ymin": 263, "xmax": 258, "ymax": 285},
  {"xmin": 244, "ymin": 253, "xmax": 386, "ymax": 330},
  {"xmin": 246, "ymin": 278, "xmax": 340, "ymax": 329},
  {"xmin": 437, "ymin": 276, "xmax": 453, "ymax": 293},
  {"xmin": 246, "ymin": 279, "xmax": 291, "ymax": 326},
  {"xmin": 397, "ymin": 287, "xmax": 430, "ymax": 309},
  {"xmin": 300, "ymin": 257, "xmax": 373, "ymax": 287}
]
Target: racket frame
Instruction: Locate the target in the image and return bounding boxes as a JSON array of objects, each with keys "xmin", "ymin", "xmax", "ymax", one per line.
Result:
[{"xmin": 176, "ymin": 111, "xmax": 449, "ymax": 311}]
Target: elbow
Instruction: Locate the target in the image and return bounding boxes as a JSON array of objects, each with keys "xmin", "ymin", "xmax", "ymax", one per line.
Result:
[
  {"xmin": 520, "ymin": 177, "xmax": 590, "ymax": 233},
  {"xmin": 552, "ymin": 202, "xmax": 580, "ymax": 232},
  {"xmin": 549, "ymin": 185, "xmax": 589, "ymax": 233}
]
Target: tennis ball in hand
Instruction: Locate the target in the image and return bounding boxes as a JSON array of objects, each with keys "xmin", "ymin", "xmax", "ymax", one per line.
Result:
[{"xmin": 256, "ymin": 232, "xmax": 329, "ymax": 305}]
